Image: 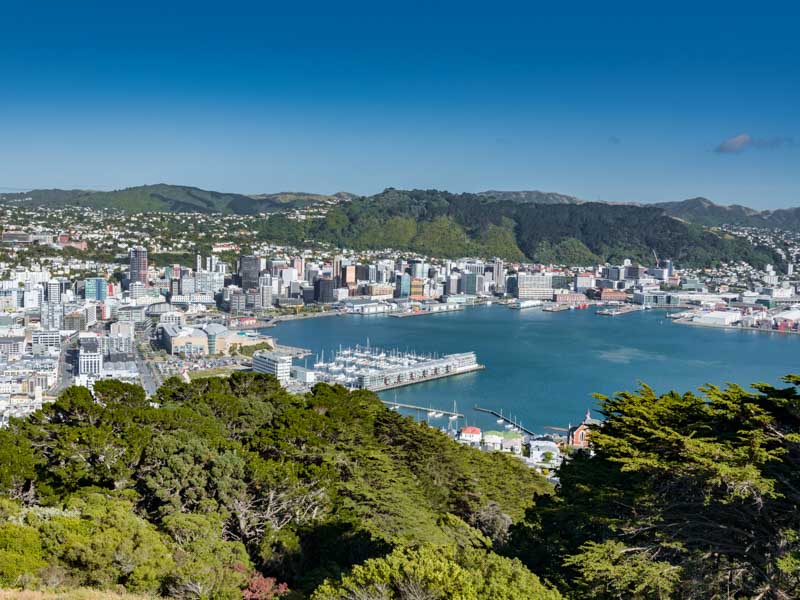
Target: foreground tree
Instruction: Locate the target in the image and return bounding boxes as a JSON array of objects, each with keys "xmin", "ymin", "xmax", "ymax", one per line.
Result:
[
  {"xmin": 509, "ymin": 375, "xmax": 800, "ymax": 599},
  {"xmin": 312, "ymin": 543, "xmax": 562, "ymax": 600}
]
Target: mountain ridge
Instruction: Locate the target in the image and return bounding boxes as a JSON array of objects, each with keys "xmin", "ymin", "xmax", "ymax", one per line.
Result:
[{"xmin": 2, "ymin": 184, "xmax": 799, "ymax": 231}]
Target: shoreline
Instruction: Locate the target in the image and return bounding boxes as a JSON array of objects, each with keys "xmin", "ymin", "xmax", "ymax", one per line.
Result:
[{"xmin": 674, "ymin": 318, "xmax": 800, "ymax": 336}]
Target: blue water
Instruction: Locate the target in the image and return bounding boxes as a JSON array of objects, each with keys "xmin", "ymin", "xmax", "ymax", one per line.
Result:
[{"xmin": 267, "ymin": 306, "xmax": 800, "ymax": 432}]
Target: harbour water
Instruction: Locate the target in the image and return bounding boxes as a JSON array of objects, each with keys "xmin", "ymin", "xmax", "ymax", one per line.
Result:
[{"xmin": 266, "ymin": 306, "xmax": 800, "ymax": 432}]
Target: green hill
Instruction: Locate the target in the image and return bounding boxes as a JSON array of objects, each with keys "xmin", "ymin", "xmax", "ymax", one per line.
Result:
[
  {"xmin": 0, "ymin": 184, "xmax": 345, "ymax": 214},
  {"xmin": 266, "ymin": 188, "xmax": 781, "ymax": 267}
]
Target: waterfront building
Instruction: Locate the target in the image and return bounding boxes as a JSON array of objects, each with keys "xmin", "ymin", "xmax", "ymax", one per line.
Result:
[
  {"xmin": 458, "ymin": 426, "xmax": 482, "ymax": 445},
  {"xmin": 516, "ymin": 272, "xmax": 554, "ymax": 300},
  {"xmin": 394, "ymin": 273, "xmax": 411, "ymax": 298},
  {"xmin": 314, "ymin": 277, "xmax": 336, "ymax": 303},
  {"xmin": 253, "ymin": 351, "xmax": 292, "ymax": 384}
]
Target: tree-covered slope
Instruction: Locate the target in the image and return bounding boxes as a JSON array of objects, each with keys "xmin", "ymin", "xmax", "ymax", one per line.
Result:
[
  {"xmin": 507, "ymin": 375, "xmax": 800, "ymax": 599},
  {"xmin": 271, "ymin": 188, "xmax": 779, "ymax": 266},
  {"xmin": 0, "ymin": 374, "xmax": 554, "ymax": 599}
]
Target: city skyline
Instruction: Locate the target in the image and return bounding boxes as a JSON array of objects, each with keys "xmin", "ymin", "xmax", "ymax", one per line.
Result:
[{"xmin": 1, "ymin": 2, "xmax": 798, "ymax": 207}]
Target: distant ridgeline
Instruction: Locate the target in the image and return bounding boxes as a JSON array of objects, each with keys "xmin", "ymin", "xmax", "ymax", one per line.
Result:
[{"xmin": 0, "ymin": 185, "xmax": 787, "ymax": 267}]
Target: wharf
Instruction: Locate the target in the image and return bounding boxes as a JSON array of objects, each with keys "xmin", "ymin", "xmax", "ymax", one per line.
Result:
[
  {"xmin": 383, "ymin": 400, "xmax": 463, "ymax": 419},
  {"xmin": 272, "ymin": 343, "xmax": 312, "ymax": 358},
  {"xmin": 389, "ymin": 306, "xmax": 464, "ymax": 318},
  {"xmin": 368, "ymin": 364, "xmax": 484, "ymax": 391},
  {"xmin": 473, "ymin": 405, "xmax": 537, "ymax": 436},
  {"xmin": 542, "ymin": 304, "xmax": 571, "ymax": 313},
  {"xmin": 596, "ymin": 305, "xmax": 642, "ymax": 316}
]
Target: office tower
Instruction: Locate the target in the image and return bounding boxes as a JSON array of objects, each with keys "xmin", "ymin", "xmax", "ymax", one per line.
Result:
[
  {"xmin": 84, "ymin": 277, "xmax": 108, "ymax": 301},
  {"xmin": 394, "ymin": 273, "xmax": 411, "ymax": 298},
  {"xmin": 129, "ymin": 246, "xmax": 148, "ymax": 287},
  {"xmin": 314, "ymin": 277, "xmax": 335, "ymax": 303},
  {"xmin": 46, "ymin": 279, "xmax": 62, "ymax": 304},
  {"xmin": 195, "ymin": 253, "xmax": 203, "ymax": 272},
  {"xmin": 239, "ymin": 255, "xmax": 262, "ymax": 290}
]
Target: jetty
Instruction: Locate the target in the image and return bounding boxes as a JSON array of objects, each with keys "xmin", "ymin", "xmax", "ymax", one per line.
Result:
[
  {"xmin": 382, "ymin": 400, "xmax": 463, "ymax": 419},
  {"xmin": 473, "ymin": 405, "xmax": 537, "ymax": 436},
  {"xmin": 308, "ymin": 344, "xmax": 484, "ymax": 392},
  {"xmin": 596, "ymin": 304, "xmax": 641, "ymax": 316}
]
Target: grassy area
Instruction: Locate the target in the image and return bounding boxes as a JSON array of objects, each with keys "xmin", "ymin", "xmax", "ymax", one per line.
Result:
[
  {"xmin": 187, "ymin": 365, "xmax": 250, "ymax": 380},
  {"xmin": 235, "ymin": 341, "xmax": 272, "ymax": 357}
]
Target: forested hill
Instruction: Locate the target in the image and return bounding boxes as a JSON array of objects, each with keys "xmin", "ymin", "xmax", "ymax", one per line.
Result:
[
  {"xmin": 0, "ymin": 374, "xmax": 556, "ymax": 599},
  {"xmin": 0, "ymin": 184, "xmax": 346, "ymax": 214},
  {"xmin": 262, "ymin": 188, "xmax": 780, "ymax": 267}
]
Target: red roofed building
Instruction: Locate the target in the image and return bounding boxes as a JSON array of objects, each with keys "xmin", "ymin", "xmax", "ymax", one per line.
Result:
[
  {"xmin": 599, "ymin": 289, "xmax": 627, "ymax": 302},
  {"xmin": 459, "ymin": 426, "xmax": 482, "ymax": 444}
]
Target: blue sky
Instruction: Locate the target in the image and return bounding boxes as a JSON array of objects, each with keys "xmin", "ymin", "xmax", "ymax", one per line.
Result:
[{"xmin": 0, "ymin": 1, "xmax": 798, "ymax": 207}]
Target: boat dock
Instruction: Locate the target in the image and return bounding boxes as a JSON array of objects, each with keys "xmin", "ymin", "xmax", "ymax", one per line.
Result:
[
  {"xmin": 272, "ymin": 343, "xmax": 312, "ymax": 358},
  {"xmin": 596, "ymin": 304, "xmax": 641, "ymax": 316},
  {"xmin": 389, "ymin": 305, "xmax": 464, "ymax": 318},
  {"xmin": 473, "ymin": 405, "xmax": 537, "ymax": 436},
  {"xmin": 382, "ymin": 400, "xmax": 463, "ymax": 419},
  {"xmin": 542, "ymin": 304, "xmax": 571, "ymax": 312}
]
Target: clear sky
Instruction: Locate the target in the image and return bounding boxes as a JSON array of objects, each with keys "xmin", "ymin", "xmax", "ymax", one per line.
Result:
[{"xmin": 0, "ymin": 1, "xmax": 798, "ymax": 207}]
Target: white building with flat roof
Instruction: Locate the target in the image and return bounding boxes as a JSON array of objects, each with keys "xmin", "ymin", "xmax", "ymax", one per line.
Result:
[{"xmin": 253, "ymin": 351, "xmax": 292, "ymax": 384}]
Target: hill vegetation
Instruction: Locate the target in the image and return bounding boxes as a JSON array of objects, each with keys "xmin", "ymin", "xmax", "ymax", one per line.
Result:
[
  {"xmin": 507, "ymin": 375, "xmax": 800, "ymax": 599},
  {"xmin": 1, "ymin": 372, "xmax": 799, "ymax": 598},
  {"xmin": 266, "ymin": 188, "xmax": 780, "ymax": 267},
  {"xmin": 0, "ymin": 374, "xmax": 553, "ymax": 599},
  {"xmin": 0, "ymin": 185, "xmax": 342, "ymax": 215},
  {"xmin": 0, "ymin": 185, "xmax": 789, "ymax": 265}
]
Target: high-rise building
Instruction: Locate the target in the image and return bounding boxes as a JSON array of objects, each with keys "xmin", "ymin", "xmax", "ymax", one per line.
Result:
[
  {"xmin": 129, "ymin": 246, "xmax": 148, "ymax": 287},
  {"xmin": 84, "ymin": 277, "xmax": 108, "ymax": 301},
  {"xmin": 394, "ymin": 273, "xmax": 411, "ymax": 298},
  {"xmin": 239, "ymin": 255, "xmax": 262, "ymax": 290},
  {"xmin": 46, "ymin": 279, "xmax": 62, "ymax": 304},
  {"xmin": 314, "ymin": 277, "xmax": 335, "ymax": 303}
]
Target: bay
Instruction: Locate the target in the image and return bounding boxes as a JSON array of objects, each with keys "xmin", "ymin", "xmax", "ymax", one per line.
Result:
[{"xmin": 267, "ymin": 306, "xmax": 800, "ymax": 432}]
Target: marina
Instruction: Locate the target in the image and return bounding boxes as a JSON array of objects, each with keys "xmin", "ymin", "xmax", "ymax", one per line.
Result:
[
  {"xmin": 473, "ymin": 405, "xmax": 536, "ymax": 436},
  {"xmin": 304, "ymin": 344, "xmax": 483, "ymax": 392}
]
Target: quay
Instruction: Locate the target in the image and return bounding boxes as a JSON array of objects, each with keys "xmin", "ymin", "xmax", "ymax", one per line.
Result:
[
  {"xmin": 368, "ymin": 363, "xmax": 484, "ymax": 391},
  {"xmin": 596, "ymin": 304, "xmax": 642, "ymax": 316},
  {"xmin": 308, "ymin": 344, "xmax": 484, "ymax": 392},
  {"xmin": 389, "ymin": 305, "xmax": 464, "ymax": 318},
  {"xmin": 542, "ymin": 304, "xmax": 570, "ymax": 313},
  {"xmin": 272, "ymin": 343, "xmax": 312, "ymax": 358},
  {"xmin": 473, "ymin": 405, "xmax": 537, "ymax": 436}
]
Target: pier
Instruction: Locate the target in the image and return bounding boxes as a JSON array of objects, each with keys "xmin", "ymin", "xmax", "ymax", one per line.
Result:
[
  {"xmin": 382, "ymin": 400, "xmax": 463, "ymax": 419},
  {"xmin": 473, "ymin": 405, "xmax": 537, "ymax": 436},
  {"xmin": 309, "ymin": 344, "xmax": 484, "ymax": 392}
]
